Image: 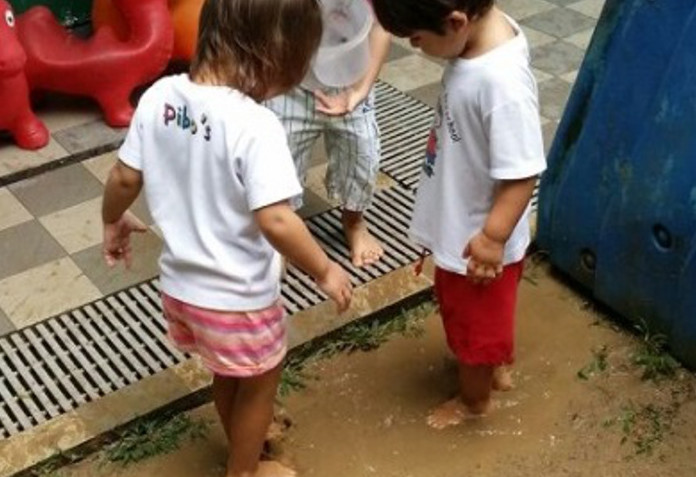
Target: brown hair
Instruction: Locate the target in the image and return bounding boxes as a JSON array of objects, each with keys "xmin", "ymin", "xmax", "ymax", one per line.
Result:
[{"xmin": 190, "ymin": 0, "xmax": 323, "ymax": 101}]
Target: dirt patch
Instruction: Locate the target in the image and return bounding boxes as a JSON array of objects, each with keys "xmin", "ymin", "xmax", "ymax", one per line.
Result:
[{"xmin": 49, "ymin": 264, "xmax": 696, "ymax": 477}]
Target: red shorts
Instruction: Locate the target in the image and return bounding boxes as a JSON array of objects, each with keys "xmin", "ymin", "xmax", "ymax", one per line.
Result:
[{"xmin": 434, "ymin": 261, "xmax": 524, "ymax": 366}]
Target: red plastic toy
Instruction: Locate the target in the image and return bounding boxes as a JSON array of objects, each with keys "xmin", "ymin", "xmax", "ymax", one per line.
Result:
[
  {"xmin": 92, "ymin": 0, "xmax": 203, "ymax": 62},
  {"xmin": 0, "ymin": 1, "xmax": 49, "ymax": 150},
  {"xmin": 17, "ymin": 0, "xmax": 174, "ymax": 127}
]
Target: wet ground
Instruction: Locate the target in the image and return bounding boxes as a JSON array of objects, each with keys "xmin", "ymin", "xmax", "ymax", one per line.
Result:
[{"xmin": 52, "ymin": 262, "xmax": 696, "ymax": 477}]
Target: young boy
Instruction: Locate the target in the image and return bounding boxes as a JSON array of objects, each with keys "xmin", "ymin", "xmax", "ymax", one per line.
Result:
[
  {"xmin": 371, "ymin": 0, "xmax": 546, "ymax": 428},
  {"xmin": 267, "ymin": 1, "xmax": 391, "ymax": 268}
]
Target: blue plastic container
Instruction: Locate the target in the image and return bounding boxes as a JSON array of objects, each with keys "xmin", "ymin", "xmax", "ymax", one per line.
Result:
[{"xmin": 537, "ymin": 0, "xmax": 696, "ymax": 368}]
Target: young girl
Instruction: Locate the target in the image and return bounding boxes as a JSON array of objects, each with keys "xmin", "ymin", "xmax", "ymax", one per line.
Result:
[{"xmin": 101, "ymin": 1, "xmax": 352, "ymax": 476}]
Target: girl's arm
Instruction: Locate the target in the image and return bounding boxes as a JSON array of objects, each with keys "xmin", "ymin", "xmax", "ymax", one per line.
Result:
[
  {"xmin": 255, "ymin": 202, "xmax": 352, "ymax": 312},
  {"xmin": 464, "ymin": 176, "xmax": 538, "ymax": 283},
  {"xmin": 101, "ymin": 161, "xmax": 147, "ymax": 268}
]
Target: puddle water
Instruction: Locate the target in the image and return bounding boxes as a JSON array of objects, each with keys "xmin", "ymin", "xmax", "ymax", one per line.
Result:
[{"xmin": 57, "ymin": 264, "xmax": 696, "ymax": 477}]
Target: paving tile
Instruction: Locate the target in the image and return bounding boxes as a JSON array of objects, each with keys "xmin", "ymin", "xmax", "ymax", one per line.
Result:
[
  {"xmin": 521, "ymin": 25, "xmax": 556, "ymax": 48},
  {"xmin": 0, "ymin": 187, "xmax": 32, "ymax": 232},
  {"xmin": 387, "ymin": 43, "xmax": 414, "ymax": 63},
  {"xmin": 539, "ymin": 77, "xmax": 573, "ymax": 120},
  {"xmin": 298, "ymin": 189, "xmax": 333, "ymax": 219},
  {"xmin": 521, "ymin": 7, "xmax": 596, "ymax": 38},
  {"xmin": 0, "ymin": 257, "xmax": 102, "ymax": 329},
  {"xmin": 498, "ymin": 0, "xmax": 556, "ymax": 20},
  {"xmin": 379, "ymin": 55, "xmax": 444, "ymax": 92},
  {"xmin": 0, "ymin": 220, "xmax": 66, "ymax": 281},
  {"xmin": 532, "ymin": 40, "xmax": 586, "ymax": 76},
  {"xmin": 0, "ymin": 307, "xmax": 15, "ymax": 336},
  {"xmin": 72, "ymin": 232, "xmax": 162, "ymax": 296},
  {"xmin": 52, "ymin": 120, "xmax": 126, "ymax": 155},
  {"xmin": 561, "ymin": 70, "xmax": 579, "ymax": 84},
  {"xmin": 565, "ymin": 27, "xmax": 595, "ymax": 50},
  {"xmin": 407, "ymin": 82, "xmax": 442, "ymax": 109},
  {"xmin": 544, "ymin": 0, "xmax": 583, "ymax": 6},
  {"xmin": 568, "ymin": 0, "xmax": 605, "ymax": 19},
  {"xmin": 0, "ymin": 138, "xmax": 68, "ymax": 181},
  {"xmin": 34, "ymin": 94, "xmax": 102, "ymax": 132},
  {"xmin": 82, "ymin": 150, "xmax": 118, "ymax": 184},
  {"xmin": 39, "ymin": 197, "xmax": 102, "ymax": 255},
  {"xmin": 9, "ymin": 164, "xmax": 104, "ymax": 217},
  {"xmin": 533, "ymin": 68, "xmax": 554, "ymax": 84}
]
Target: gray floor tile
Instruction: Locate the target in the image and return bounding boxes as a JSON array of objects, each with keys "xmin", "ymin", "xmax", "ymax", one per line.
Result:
[
  {"xmin": 521, "ymin": 7, "xmax": 596, "ymax": 38},
  {"xmin": 0, "ymin": 307, "xmax": 15, "ymax": 336},
  {"xmin": 408, "ymin": 83, "xmax": 442, "ymax": 109},
  {"xmin": 0, "ymin": 220, "xmax": 66, "ymax": 281},
  {"xmin": 53, "ymin": 120, "xmax": 127, "ymax": 155},
  {"xmin": 543, "ymin": 119, "xmax": 560, "ymax": 155},
  {"xmin": 532, "ymin": 40, "xmax": 586, "ymax": 76},
  {"xmin": 130, "ymin": 194, "xmax": 153, "ymax": 225},
  {"xmin": 539, "ymin": 78, "xmax": 573, "ymax": 120},
  {"xmin": 544, "ymin": 0, "xmax": 581, "ymax": 6},
  {"xmin": 72, "ymin": 231, "xmax": 162, "ymax": 295},
  {"xmin": 9, "ymin": 164, "xmax": 104, "ymax": 217},
  {"xmin": 387, "ymin": 43, "xmax": 414, "ymax": 63},
  {"xmin": 298, "ymin": 189, "xmax": 333, "ymax": 219}
]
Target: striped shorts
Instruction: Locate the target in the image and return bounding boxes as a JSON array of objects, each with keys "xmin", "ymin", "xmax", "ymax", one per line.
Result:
[
  {"xmin": 266, "ymin": 87, "xmax": 381, "ymax": 211},
  {"xmin": 161, "ymin": 294, "xmax": 287, "ymax": 378}
]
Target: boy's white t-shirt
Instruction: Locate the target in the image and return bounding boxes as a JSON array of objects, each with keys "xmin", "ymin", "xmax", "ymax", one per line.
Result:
[
  {"xmin": 119, "ymin": 74, "xmax": 302, "ymax": 310},
  {"xmin": 409, "ymin": 19, "xmax": 547, "ymax": 275}
]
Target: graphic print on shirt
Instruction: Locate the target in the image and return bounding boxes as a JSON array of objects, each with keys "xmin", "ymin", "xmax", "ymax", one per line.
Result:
[
  {"xmin": 423, "ymin": 97, "xmax": 444, "ymax": 178},
  {"xmin": 163, "ymin": 103, "xmax": 212, "ymax": 141}
]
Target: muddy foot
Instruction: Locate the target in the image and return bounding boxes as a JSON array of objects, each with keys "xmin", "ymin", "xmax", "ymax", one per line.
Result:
[
  {"xmin": 427, "ymin": 398, "xmax": 469, "ymax": 430},
  {"xmin": 492, "ymin": 367, "xmax": 513, "ymax": 392},
  {"xmin": 342, "ymin": 211, "xmax": 383, "ymax": 267},
  {"xmin": 254, "ymin": 460, "xmax": 297, "ymax": 477}
]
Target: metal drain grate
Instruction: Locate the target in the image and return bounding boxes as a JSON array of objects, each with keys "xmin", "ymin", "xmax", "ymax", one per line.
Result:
[{"xmin": 0, "ymin": 185, "xmax": 420, "ymax": 439}]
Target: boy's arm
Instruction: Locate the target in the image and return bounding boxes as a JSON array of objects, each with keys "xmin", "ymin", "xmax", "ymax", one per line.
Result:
[
  {"xmin": 102, "ymin": 161, "xmax": 147, "ymax": 268},
  {"xmin": 315, "ymin": 22, "xmax": 391, "ymax": 115},
  {"xmin": 255, "ymin": 202, "xmax": 352, "ymax": 312},
  {"xmin": 464, "ymin": 176, "xmax": 537, "ymax": 283}
]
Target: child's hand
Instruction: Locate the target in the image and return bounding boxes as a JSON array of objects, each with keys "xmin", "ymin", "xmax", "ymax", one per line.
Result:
[
  {"xmin": 103, "ymin": 211, "xmax": 148, "ymax": 269},
  {"xmin": 314, "ymin": 88, "xmax": 366, "ymax": 116},
  {"xmin": 463, "ymin": 231, "xmax": 505, "ymax": 285},
  {"xmin": 316, "ymin": 261, "xmax": 353, "ymax": 313}
]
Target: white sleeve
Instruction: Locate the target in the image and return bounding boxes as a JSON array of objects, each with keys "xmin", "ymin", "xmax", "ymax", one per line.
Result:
[
  {"xmin": 241, "ymin": 114, "xmax": 303, "ymax": 211},
  {"xmin": 118, "ymin": 100, "xmax": 146, "ymax": 171},
  {"xmin": 485, "ymin": 98, "xmax": 547, "ymax": 180}
]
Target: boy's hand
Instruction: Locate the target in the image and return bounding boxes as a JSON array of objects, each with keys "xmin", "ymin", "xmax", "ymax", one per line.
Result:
[
  {"xmin": 314, "ymin": 88, "xmax": 366, "ymax": 116},
  {"xmin": 103, "ymin": 211, "xmax": 148, "ymax": 269},
  {"xmin": 316, "ymin": 261, "xmax": 353, "ymax": 313},
  {"xmin": 463, "ymin": 231, "xmax": 505, "ymax": 285}
]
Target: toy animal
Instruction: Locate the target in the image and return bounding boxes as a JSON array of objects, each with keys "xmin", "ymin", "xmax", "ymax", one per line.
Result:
[
  {"xmin": 0, "ymin": 1, "xmax": 49, "ymax": 150},
  {"xmin": 92, "ymin": 0, "xmax": 203, "ymax": 62},
  {"xmin": 17, "ymin": 0, "xmax": 174, "ymax": 127}
]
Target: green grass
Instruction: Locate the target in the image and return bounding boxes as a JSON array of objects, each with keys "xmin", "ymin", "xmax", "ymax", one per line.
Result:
[
  {"xmin": 606, "ymin": 401, "xmax": 679, "ymax": 456},
  {"xmin": 631, "ymin": 321, "xmax": 680, "ymax": 382},
  {"xmin": 102, "ymin": 414, "xmax": 209, "ymax": 467},
  {"xmin": 577, "ymin": 345, "xmax": 609, "ymax": 380},
  {"xmin": 279, "ymin": 300, "xmax": 435, "ymax": 397}
]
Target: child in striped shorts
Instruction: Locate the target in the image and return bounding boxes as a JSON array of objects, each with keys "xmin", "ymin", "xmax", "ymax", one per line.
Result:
[
  {"xmin": 267, "ymin": 0, "xmax": 391, "ymax": 268},
  {"xmin": 101, "ymin": 1, "xmax": 352, "ymax": 476}
]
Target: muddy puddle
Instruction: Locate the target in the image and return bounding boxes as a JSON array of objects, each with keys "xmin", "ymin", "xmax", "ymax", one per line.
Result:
[{"xmin": 52, "ymin": 263, "xmax": 696, "ymax": 477}]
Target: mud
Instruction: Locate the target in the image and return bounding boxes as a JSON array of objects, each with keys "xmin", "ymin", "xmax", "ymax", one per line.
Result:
[{"xmin": 55, "ymin": 263, "xmax": 696, "ymax": 477}]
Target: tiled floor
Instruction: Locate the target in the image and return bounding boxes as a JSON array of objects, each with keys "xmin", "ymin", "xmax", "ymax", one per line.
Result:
[{"xmin": 0, "ymin": 0, "xmax": 605, "ymax": 335}]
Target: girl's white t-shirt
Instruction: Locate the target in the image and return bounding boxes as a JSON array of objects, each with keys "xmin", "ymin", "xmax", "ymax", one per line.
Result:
[
  {"xmin": 409, "ymin": 19, "xmax": 547, "ymax": 275},
  {"xmin": 119, "ymin": 74, "xmax": 302, "ymax": 310}
]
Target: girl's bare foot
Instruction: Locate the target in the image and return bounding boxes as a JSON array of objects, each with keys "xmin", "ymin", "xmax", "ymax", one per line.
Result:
[
  {"xmin": 492, "ymin": 367, "xmax": 513, "ymax": 391},
  {"xmin": 342, "ymin": 211, "xmax": 383, "ymax": 267}
]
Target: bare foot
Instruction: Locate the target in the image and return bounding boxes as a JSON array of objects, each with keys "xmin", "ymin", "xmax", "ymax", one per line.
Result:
[
  {"xmin": 253, "ymin": 460, "xmax": 297, "ymax": 477},
  {"xmin": 427, "ymin": 398, "xmax": 467, "ymax": 429},
  {"xmin": 492, "ymin": 367, "xmax": 513, "ymax": 392},
  {"xmin": 342, "ymin": 211, "xmax": 383, "ymax": 267}
]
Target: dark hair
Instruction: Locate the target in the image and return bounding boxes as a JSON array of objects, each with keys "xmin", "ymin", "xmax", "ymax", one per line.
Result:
[
  {"xmin": 190, "ymin": 0, "xmax": 322, "ymax": 101},
  {"xmin": 371, "ymin": 0, "xmax": 494, "ymax": 37}
]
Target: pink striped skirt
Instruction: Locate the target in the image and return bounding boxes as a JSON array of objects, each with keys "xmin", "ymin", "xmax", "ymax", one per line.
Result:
[{"xmin": 161, "ymin": 294, "xmax": 287, "ymax": 377}]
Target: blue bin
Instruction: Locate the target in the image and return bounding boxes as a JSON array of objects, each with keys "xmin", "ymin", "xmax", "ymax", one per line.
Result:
[{"xmin": 537, "ymin": 0, "xmax": 696, "ymax": 368}]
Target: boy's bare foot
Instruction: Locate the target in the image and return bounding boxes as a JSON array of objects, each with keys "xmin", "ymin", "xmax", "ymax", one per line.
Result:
[
  {"xmin": 242, "ymin": 460, "xmax": 295, "ymax": 477},
  {"xmin": 342, "ymin": 210, "xmax": 383, "ymax": 267},
  {"xmin": 427, "ymin": 397, "xmax": 492, "ymax": 430},
  {"xmin": 492, "ymin": 367, "xmax": 513, "ymax": 391}
]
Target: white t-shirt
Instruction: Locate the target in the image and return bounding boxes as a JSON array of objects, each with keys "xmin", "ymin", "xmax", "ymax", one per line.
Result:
[
  {"xmin": 409, "ymin": 19, "xmax": 547, "ymax": 275},
  {"xmin": 119, "ymin": 74, "xmax": 302, "ymax": 310}
]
